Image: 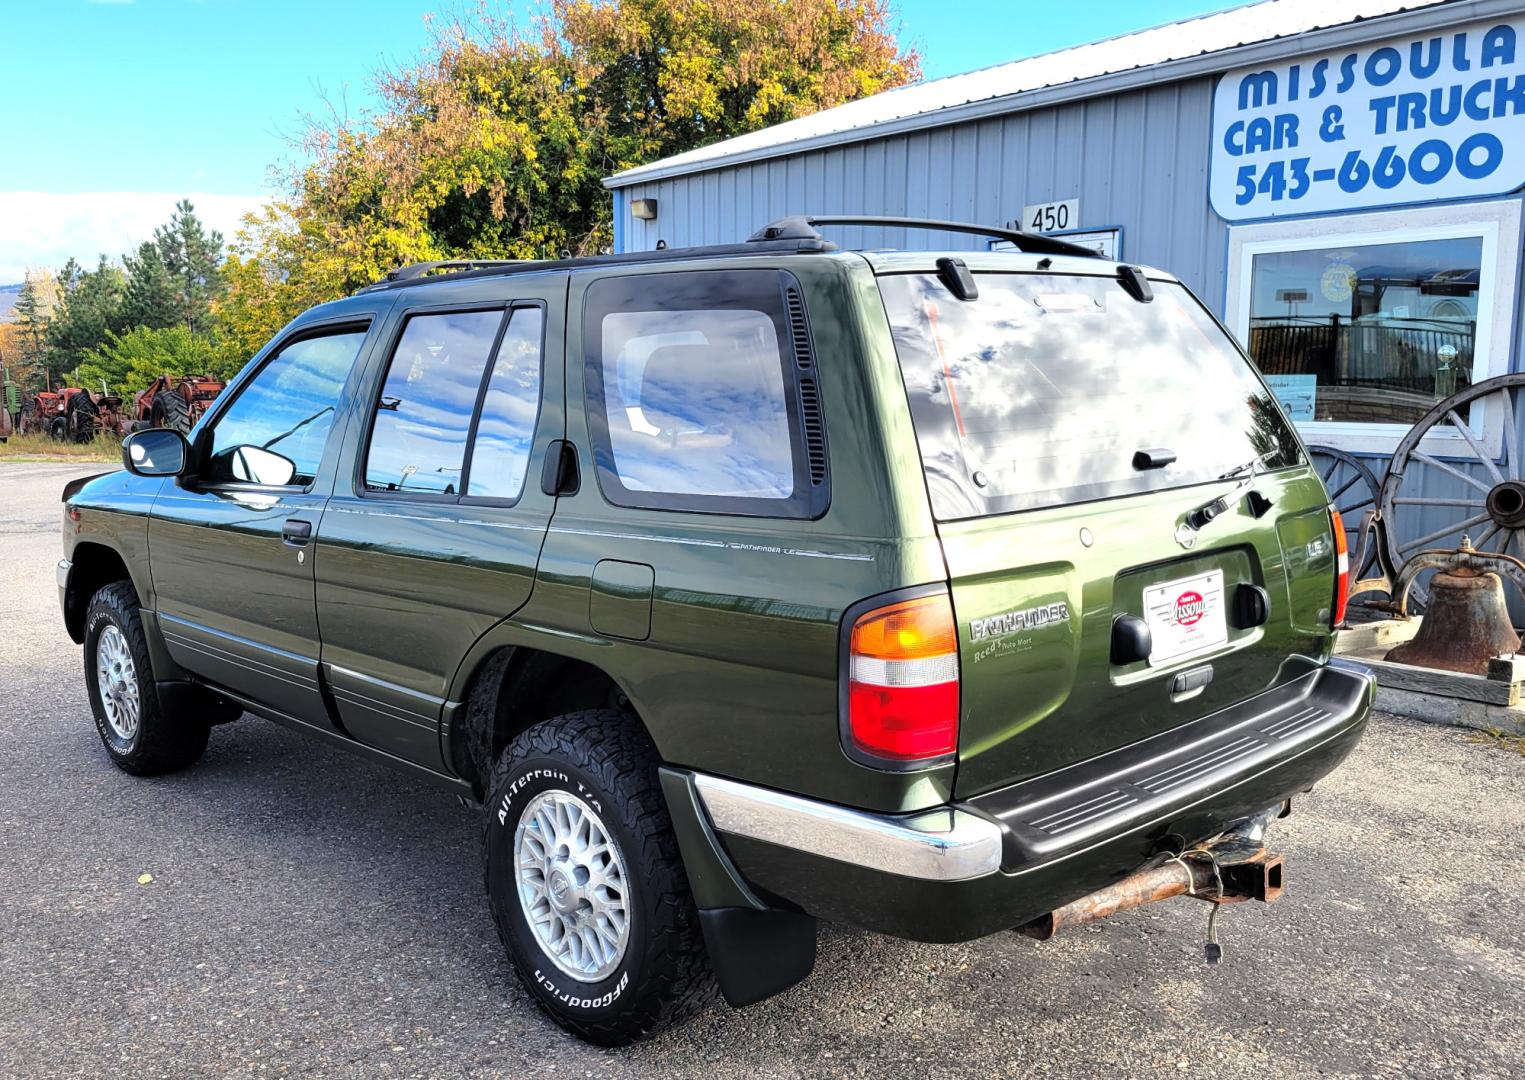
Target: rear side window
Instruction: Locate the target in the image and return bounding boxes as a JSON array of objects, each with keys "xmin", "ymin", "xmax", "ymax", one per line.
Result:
[
  {"xmin": 364, "ymin": 310, "xmax": 503, "ymax": 495},
  {"xmin": 466, "ymin": 307, "xmax": 545, "ymax": 501},
  {"xmin": 583, "ymin": 269, "xmax": 826, "ymax": 517},
  {"xmin": 206, "ymin": 329, "xmax": 367, "ymax": 487},
  {"xmin": 879, "ymin": 272, "xmax": 1301, "ymax": 520}
]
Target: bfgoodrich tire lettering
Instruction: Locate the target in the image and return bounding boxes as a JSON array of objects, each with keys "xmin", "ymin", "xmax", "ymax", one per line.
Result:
[
  {"xmin": 482, "ymin": 709, "xmax": 717, "ymax": 1045},
  {"xmin": 83, "ymin": 582, "xmax": 210, "ymax": 775}
]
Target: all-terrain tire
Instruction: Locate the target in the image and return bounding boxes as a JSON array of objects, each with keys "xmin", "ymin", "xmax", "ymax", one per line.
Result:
[
  {"xmin": 483, "ymin": 709, "xmax": 718, "ymax": 1045},
  {"xmin": 152, "ymin": 390, "xmax": 191, "ymax": 434},
  {"xmin": 83, "ymin": 582, "xmax": 210, "ymax": 775}
]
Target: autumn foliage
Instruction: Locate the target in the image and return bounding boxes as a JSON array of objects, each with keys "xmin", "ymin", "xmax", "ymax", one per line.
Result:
[{"xmin": 220, "ymin": 0, "xmax": 919, "ymax": 332}]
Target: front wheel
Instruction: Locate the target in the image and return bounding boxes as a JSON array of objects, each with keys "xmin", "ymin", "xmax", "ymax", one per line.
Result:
[
  {"xmin": 83, "ymin": 582, "xmax": 210, "ymax": 775},
  {"xmin": 482, "ymin": 710, "xmax": 717, "ymax": 1045}
]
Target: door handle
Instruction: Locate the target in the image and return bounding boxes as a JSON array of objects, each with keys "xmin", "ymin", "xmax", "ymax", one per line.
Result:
[{"xmin": 282, "ymin": 519, "xmax": 313, "ymax": 545}]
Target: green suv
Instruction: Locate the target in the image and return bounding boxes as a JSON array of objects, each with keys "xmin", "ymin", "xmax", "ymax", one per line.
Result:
[{"xmin": 58, "ymin": 216, "xmax": 1373, "ymax": 1045}]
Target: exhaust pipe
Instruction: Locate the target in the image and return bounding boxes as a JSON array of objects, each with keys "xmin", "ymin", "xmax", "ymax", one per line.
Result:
[{"xmin": 1016, "ymin": 811, "xmax": 1287, "ymax": 941}]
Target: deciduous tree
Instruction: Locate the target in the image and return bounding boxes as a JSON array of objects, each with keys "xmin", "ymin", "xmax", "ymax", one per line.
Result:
[{"xmin": 224, "ymin": 0, "xmax": 919, "ymax": 322}]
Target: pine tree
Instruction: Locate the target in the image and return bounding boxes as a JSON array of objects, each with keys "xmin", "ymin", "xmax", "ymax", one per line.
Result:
[
  {"xmin": 121, "ymin": 241, "xmax": 181, "ymax": 330},
  {"xmin": 155, "ymin": 200, "xmax": 226, "ymax": 334},
  {"xmin": 12, "ymin": 268, "xmax": 61, "ymax": 380},
  {"xmin": 44, "ymin": 258, "xmax": 127, "ymax": 384}
]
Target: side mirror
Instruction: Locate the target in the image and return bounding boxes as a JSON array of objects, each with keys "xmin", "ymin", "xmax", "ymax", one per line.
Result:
[
  {"xmin": 227, "ymin": 445, "xmax": 296, "ymax": 487},
  {"xmin": 122, "ymin": 428, "xmax": 191, "ymax": 477}
]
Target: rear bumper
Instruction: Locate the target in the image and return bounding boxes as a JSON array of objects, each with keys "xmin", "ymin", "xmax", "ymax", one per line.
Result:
[{"xmin": 689, "ymin": 658, "xmax": 1374, "ymax": 943}]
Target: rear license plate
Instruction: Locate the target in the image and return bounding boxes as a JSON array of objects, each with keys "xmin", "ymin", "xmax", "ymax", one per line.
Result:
[{"xmin": 1143, "ymin": 569, "xmax": 1228, "ymax": 666}]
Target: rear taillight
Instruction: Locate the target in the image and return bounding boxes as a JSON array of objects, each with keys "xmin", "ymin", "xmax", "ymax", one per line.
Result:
[
  {"xmin": 846, "ymin": 593, "xmax": 960, "ymax": 763},
  {"xmin": 1330, "ymin": 505, "xmax": 1350, "ymax": 627}
]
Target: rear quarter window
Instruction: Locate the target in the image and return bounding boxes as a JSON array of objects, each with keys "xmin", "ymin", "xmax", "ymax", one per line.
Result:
[
  {"xmin": 582, "ymin": 269, "xmax": 828, "ymax": 518},
  {"xmin": 878, "ymin": 271, "xmax": 1301, "ymax": 520}
]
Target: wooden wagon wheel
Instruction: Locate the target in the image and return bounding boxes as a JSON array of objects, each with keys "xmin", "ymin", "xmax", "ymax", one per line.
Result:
[
  {"xmin": 1308, "ymin": 445, "xmax": 1381, "ymax": 578},
  {"xmin": 1379, "ymin": 373, "xmax": 1525, "ymax": 612}
]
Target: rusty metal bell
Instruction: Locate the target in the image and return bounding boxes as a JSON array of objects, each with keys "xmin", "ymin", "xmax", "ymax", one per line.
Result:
[{"xmin": 1385, "ymin": 567, "xmax": 1521, "ymax": 674}]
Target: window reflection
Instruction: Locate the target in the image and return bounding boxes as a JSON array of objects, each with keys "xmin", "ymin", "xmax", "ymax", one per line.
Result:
[
  {"xmin": 599, "ymin": 308, "xmax": 794, "ymax": 499},
  {"xmin": 208, "ymin": 331, "xmax": 365, "ymax": 486},
  {"xmin": 1247, "ymin": 236, "xmax": 1482, "ymax": 425},
  {"xmin": 881, "ymin": 273, "xmax": 1299, "ymax": 519},
  {"xmin": 365, "ymin": 311, "xmax": 503, "ymax": 495},
  {"xmin": 467, "ymin": 307, "xmax": 544, "ymax": 500}
]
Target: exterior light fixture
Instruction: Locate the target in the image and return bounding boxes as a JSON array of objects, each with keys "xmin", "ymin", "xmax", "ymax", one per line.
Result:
[{"xmin": 631, "ymin": 198, "xmax": 658, "ymax": 221}]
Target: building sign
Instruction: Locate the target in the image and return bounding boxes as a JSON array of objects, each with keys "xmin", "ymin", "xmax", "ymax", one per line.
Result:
[
  {"xmin": 1210, "ymin": 17, "xmax": 1525, "ymax": 221},
  {"xmin": 1017, "ymin": 199, "xmax": 1078, "ymax": 233}
]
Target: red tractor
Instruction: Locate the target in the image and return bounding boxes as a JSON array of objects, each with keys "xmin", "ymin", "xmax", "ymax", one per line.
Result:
[
  {"xmin": 134, "ymin": 374, "xmax": 225, "ymax": 434},
  {"xmin": 17, "ymin": 387, "xmax": 133, "ymax": 442},
  {"xmin": 18, "ymin": 390, "xmax": 72, "ymax": 439}
]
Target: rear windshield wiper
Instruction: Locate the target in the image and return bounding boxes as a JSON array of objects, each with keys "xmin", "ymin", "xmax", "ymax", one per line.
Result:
[{"xmin": 1217, "ymin": 452, "xmax": 1274, "ymax": 484}]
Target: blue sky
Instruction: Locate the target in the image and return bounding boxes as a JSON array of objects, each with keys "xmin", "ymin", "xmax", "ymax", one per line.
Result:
[{"xmin": 0, "ymin": 0, "xmax": 1243, "ymax": 280}]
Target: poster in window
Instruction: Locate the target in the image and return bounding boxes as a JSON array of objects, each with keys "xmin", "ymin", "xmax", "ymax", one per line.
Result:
[{"xmin": 1264, "ymin": 373, "xmax": 1317, "ymax": 422}]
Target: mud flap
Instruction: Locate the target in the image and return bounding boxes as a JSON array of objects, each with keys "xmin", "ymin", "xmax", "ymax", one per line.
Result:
[{"xmin": 698, "ymin": 907, "xmax": 817, "ymax": 1007}]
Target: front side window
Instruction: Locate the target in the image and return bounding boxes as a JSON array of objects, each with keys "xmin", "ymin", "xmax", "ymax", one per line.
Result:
[
  {"xmin": 364, "ymin": 310, "xmax": 503, "ymax": 495},
  {"xmin": 880, "ymin": 272, "xmax": 1300, "ymax": 520},
  {"xmin": 1246, "ymin": 235, "xmax": 1483, "ymax": 427},
  {"xmin": 206, "ymin": 329, "xmax": 367, "ymax": 487},
  {"xmin": 584, "ymin": 270, "xmax": 818, "ymax": 516}
]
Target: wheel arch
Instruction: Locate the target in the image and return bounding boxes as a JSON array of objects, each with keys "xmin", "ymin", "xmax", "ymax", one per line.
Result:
[
  {"xmin": 63, "ymin": 540, "xmax": 141, "ymax": 643},
  {"xmin": 447, "ymin": 643, "xmax": 641, "ymax": 800}
]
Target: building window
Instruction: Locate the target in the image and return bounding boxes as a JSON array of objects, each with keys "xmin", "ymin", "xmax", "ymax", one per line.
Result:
[{"xmin": 1226, "ymin": 200, "xmax": 1522, "ymax": 455}]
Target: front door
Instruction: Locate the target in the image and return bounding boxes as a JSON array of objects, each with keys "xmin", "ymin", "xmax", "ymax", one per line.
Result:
[
  {"xmin": 150, "ymin": 321, "xmax": 378, "ymax": 725},
  {"xmin": 315, "ymin": 272, "xmax": 567, "ymax": 770}
]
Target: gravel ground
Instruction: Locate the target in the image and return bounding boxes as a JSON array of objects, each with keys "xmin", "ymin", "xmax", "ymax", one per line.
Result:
[{"xmin": 2, "ymin": 461, "xmax": 1523, "ymax": 1079}]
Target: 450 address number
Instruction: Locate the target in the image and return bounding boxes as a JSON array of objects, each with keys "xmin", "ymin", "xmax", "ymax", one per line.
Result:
[{"xmin": 1234, "ymin": 133, "xmax": 1504, "ymax": 206}]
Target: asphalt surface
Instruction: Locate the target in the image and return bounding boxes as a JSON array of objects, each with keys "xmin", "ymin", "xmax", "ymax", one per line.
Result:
[{"xmin": 2, "ymin": 460, "xmax": 1523, "ymax": 1079}]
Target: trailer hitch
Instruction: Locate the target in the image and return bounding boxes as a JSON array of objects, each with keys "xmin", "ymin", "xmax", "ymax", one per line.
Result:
[{"xmin": 1015, "ymin": 805, "xmax": 1288, "ymax": 961}]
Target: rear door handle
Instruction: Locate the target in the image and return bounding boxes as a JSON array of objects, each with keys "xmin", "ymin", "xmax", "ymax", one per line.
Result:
[{"xmin": 282, "ymin": 519, "xmax": 313, "ymax": 545}]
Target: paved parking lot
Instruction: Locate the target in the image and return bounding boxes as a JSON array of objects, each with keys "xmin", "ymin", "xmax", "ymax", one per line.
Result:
[{"xmin": 3, "ymin": 460, "xmax": 1524, "ymax": 1078}]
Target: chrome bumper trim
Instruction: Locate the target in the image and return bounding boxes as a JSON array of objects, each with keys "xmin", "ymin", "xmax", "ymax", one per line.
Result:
[
  {"xmin": 693, "ymin": 773, "xmax": 1002, "ymax": 882},
  {"xmin": 56, "ymin": 558, "xmax": 72, "ymax": 592}
]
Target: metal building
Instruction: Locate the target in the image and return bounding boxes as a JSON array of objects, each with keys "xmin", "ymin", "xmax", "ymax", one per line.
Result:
[{"xmin": 604, "ymin": 0, "xmax": 1525, "ymax": 586}]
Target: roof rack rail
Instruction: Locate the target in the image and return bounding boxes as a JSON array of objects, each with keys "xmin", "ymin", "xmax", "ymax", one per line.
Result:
[
  {"xmin": 746, "ymin": 215, "xmax": 1103, "ymax": 259},
  {"xmin": 384, "ymin": 258, "xmax": 534, "ymax": 283}
]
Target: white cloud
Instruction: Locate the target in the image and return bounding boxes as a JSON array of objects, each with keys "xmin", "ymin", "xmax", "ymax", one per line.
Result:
[{"xmin": 0, "ymin": 191, "xmax": 271, "ymax": 284}]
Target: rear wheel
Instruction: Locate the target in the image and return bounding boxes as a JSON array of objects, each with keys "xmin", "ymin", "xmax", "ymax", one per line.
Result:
[
  {"xmin": 83, "ymin": 582, "xmax": 210, "ymax": 775},
  {"xmin": 151, "ymin": 390, "xmax": 191, "ymax": 434},
  {"xmin": 482, "ymin": 709, "xmax": 717, "ymax": 1045},
  {"xmin": 69, "ymin": 393, "xmax": 99, "ymax": 443}
]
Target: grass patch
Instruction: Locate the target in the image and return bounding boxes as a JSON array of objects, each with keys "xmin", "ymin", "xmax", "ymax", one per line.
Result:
[
  {"xmin": 0, "ymin": 431, "xmax": 122, "ymax": 464},
  {"xmin": 1468, "ymin": 727, "xmax": 1525, "ymax": 756}
]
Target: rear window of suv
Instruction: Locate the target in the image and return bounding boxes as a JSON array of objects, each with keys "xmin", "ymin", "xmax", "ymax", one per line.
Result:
[{"xmin": 878, "ymin": 271, "xmax": 1301, "ymax": 520}]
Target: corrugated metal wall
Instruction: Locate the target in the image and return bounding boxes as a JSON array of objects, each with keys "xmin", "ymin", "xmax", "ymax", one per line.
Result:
[{"xmin": 616, "ymin": 76, "xmax": 1229, "ymax": 310}]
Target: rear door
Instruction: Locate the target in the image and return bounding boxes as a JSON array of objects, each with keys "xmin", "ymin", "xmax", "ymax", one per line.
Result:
[
  {"xmin": 314, "ymin": 273, "xmax": 566, "ymax": 771},
  {"xmin": 878, "ymin": 268, "xmax": 1337, "ymax": 797}
]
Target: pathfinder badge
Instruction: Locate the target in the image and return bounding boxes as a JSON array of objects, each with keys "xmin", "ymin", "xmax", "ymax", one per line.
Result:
[{"xmin": 969, "ymin": 602, "xmax": 1071, "ymax": 642}]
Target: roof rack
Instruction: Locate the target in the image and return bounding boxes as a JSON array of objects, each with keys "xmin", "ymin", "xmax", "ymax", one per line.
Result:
[
  {"xmin": 383, "ymin": 259, "xmax": 535, "ymax": 282},
  {"xmin": 358, "ymin": 237, "xmax": 836, "ymax": 293},
  {"xmin": 357, "ymin": 214, "xmax": 1100, "ymax": 295},
  {"xmin": 747, "ymin": 215, "xmax": 1103, "ymax": 259}
]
